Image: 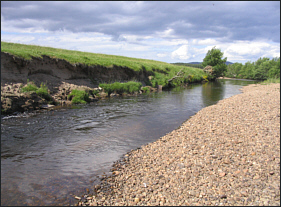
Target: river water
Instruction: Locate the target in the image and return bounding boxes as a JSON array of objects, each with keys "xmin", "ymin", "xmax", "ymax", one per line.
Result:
[{"xmin": 1, "ymin": 79, "xmax": 259, "ymax": 206}]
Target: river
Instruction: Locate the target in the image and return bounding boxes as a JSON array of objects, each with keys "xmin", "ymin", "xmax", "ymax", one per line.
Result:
[{"xmin": 1, "ymin": 79, "xmax": 259, "ymax": 206}]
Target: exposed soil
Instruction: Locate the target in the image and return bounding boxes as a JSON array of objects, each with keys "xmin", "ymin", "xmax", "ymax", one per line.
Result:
[
  {"xmin": 1, "ymin": 52, "xmax": 154, "ymax": 115},
  {"xmin": 76, "ymin": 83, "xmax": 280, "ymax": 206}
]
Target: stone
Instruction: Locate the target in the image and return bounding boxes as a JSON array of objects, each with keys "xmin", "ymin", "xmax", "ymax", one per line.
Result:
[
  {"xmin": 234, "ymin": 170, "xmax": 241, "ymax": 175},
  {"xmin": 219, "ymin": 172, "xmax": 226, "ymax": 177},
  {"xmin": 220, "ymin": 195, "xmax": 227, "ymax": 199},
  {"xmin": 134, "ymin": 197, "xmax": 140, "ymax": 203},
  {"xmin": 113, "ymin": 171, "xmax": 120, "ymax": 175},
  {"xmin": 269, "ymin": 171, "xmax": 274, "ymax": 175}
]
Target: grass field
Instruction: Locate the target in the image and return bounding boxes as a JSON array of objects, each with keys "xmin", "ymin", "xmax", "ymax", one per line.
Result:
[{"xmin": 1, "ymin": 41, "xmax": 207, "ymax": 88}]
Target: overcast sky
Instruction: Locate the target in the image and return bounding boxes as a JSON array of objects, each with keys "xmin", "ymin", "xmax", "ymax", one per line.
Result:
[{"xmin": 1, "ymin": 1, "xmax": 280, "ymax": 64}]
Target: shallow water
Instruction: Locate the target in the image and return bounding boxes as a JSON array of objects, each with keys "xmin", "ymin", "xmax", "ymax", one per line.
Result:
[{"xmin": 1, "ymin": 79, "xmax": 259, "ymax": 206}]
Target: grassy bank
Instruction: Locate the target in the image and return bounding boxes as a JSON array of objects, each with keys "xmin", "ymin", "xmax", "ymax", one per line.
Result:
[
  {"xmin": 1, "ymin": 42, "xmax": 207, "ymax": 88},
  {"xmin": 261, "ymin": 78, "xmax": 280, "ymax": 84},
  {"xmin": 99, "ymin": 81, "xmax": 142, "ymax": 96}
]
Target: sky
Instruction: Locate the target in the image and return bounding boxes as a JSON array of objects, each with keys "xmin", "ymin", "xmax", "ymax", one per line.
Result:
[{"xmin": 1, "ymin": 1, "xmax": 280, "ymax": 64}]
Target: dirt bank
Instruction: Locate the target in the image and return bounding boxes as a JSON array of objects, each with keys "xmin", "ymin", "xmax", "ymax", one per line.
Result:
[
  {"xmin": 1, "ymin": 52, "xmax": 154, "ymax": 115},
  {"xmin": 1, "ymin": 52, "xmax": 152, "ymax": 87},
  {"xmin": 76, "ymin": 83, "xmax": 280, "ymax": 206}
]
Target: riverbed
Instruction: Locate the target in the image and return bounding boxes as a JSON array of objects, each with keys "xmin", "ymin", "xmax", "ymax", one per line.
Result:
[{"xmin": 1, "ymin": 79, "xmax": 259, "ymax": 206}]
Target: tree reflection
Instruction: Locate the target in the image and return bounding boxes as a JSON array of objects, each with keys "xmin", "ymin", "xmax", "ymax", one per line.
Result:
[{"xmin": 201, "ymin": 80, "xmax": 225, "ymax": 107}]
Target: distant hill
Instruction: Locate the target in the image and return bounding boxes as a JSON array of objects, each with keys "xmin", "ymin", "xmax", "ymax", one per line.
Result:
[
  {"xmin": 171, "ymin": 61, "xmax": 233, "ymax": 69},
  {"xmin": 187, "ymin": 61, "xmax": 233, "ymax": 65},
  {"xmin": 225, "ymin": 61, "xmax": 233, "ymax": 65},
  {"xmin": 171, "ymin": 62, "xmax": 203, "ymax": 69},
  {"xmin": 187, "ymin": 62, "xmax": 202, "ymax": 65}
]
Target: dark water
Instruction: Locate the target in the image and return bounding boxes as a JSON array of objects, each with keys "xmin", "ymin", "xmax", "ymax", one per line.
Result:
[{"xmin": 1, "ymin": 79, "xmax": 259, "ymax": 206}]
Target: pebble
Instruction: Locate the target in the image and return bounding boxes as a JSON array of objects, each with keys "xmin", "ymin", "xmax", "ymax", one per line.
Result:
[
  {"xmin": 219, "ymin": 172, "xmax": 226, "ymax": 177},
  {"xmin": 134, "ymin": 197, "xmax": 140, "ymax": 203}
]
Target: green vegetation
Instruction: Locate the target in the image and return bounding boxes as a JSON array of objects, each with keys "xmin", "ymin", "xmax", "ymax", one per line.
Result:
[
  {"xmin": 21, "ymin": 82, "xmax": 39, "ymax": 92},
  {"xmin": 1, "ymin": 41, "xmax": 207, "ymax": 88},
  {"xmin": 99, "ymin": 81, "xmax": 142, "ymax": 96},
  {"xmin": 68, "ymin": 89, "xmax": 91, "ymax": 104},
  {"xmin": 260, "ymin": 78, "xmax": 280, "ymax": 85},
  {"xmin": 141, "ymin": 86, "xmax": 150, "ymax": 94},
  {"xmin": 36, "ymin": 83, "xmax": 52, "ymax": 101},
  {"xmin": 21, "ymin": 81, "xmax": 52, "ymax": 101},
  {"xmin": 225, "ymin": 57, "xmax": 280, "ymax": 80},
  {"xmin": 202, "ymin": 46, "xmax": 227, "ymax": 78}
]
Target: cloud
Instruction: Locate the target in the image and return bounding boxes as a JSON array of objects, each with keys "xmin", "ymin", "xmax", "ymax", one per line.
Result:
[
  {"xmin": 1, "ymin": 1, "xmax": 280, "ymax": 64},
  {"xmin": 157, "ymin": 53, "xmax": 167, "ymax": 58},
  {"xmin": 1, "ymin": 1, "xmax": 280, "ymax": 43},
  {"xmin": 169, "ymin": 39, "xmax": 280, "ymax": 63},
  {"xmin": 171, "ymin": 45, "xmax": 190, "ymax": 60},
  {"xmin": 223, "ymin": 41, "xmax": 280, "ymax": 62}
]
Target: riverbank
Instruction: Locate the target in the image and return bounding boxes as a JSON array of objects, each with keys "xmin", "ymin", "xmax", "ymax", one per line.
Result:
[
  {"xmin": 76, "ymin": 83, "xmax": 280, "ymax": 206},
  {"xmin": 1, "ymin": 44, "xmax": 206, "ymax": 115}
]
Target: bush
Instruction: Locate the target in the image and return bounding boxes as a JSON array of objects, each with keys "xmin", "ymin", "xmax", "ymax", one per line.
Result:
[{"xmin": 68, "ymin": 89, "xmax": 90, "ymax": 104}]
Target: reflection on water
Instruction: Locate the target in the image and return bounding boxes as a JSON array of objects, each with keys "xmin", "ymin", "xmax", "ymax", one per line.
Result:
[
  {"xmin": 201, "ymin": 80, "xmax": 225, "ymax": 106},
  {"xmin": 1, "ymin": 79, "xmax": 259, "ymax": 206}
]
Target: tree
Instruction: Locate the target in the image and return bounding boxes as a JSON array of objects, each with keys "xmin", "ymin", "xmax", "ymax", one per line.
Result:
[
  {"xmin": 267, "ymin": 57, "xmax": 280, "ymax": 79},
  {"xmin": 202, "ymin": 46, "xmax": 227, "ymax": 78},
  {"xmin": 226, "ymin": 63, "xmax": 243, "ymax": 78},
  {"xmin": 239, "ymin": 61, "xmax": 255, "ymax": 79}
]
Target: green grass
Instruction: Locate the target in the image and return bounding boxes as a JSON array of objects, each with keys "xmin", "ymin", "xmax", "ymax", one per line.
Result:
[
  {"xmin": 260, "ymin": 78, "xmax": 280, "ymax": 85},
  {"xmin": 36, "ymin": 83, "xmax": 52, "ymax": 101},
  {"xmin": 99, "ymin": 81, "xmax": 142, "ymax": 96},
  {"xmin": 1, "ymin": 41, "xmax": 207, "ymax": 88},
  {"xmin": 21, "ymin": 81, "xmax": 52, "ymax": 101},
  {"xmin": 21, "ymin": 82, "xmax": 38, "ymax": 92},
  {"xmin": 68, "ymin": 89, "xmax": 90, "ymax": 104}
]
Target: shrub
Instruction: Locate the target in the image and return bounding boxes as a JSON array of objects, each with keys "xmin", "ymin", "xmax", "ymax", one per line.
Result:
[{"xmin": 68, "ymin": 89, "xmax": 90, "ymax": 104}]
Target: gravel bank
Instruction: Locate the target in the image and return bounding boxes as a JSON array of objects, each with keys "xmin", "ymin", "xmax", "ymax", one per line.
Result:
[{"xmin": 77, "ymin": 83, "xmax": 280, "ymax": 206}]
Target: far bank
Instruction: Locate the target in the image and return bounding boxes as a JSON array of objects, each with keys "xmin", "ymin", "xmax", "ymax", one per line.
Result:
[{"xmin": 1, "ymin": 42, "xmax": 208, "ymax": 115}]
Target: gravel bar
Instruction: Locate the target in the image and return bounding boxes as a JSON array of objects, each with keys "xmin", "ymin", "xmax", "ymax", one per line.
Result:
[{"xmin": 76, "ymin": 83, "xmax": 280, "ymax": 206}]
